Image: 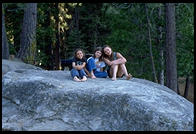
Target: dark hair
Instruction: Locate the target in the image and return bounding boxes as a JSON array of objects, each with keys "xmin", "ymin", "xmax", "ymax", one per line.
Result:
[
  {"xmin": 74, "ymin": 48, "xmax": 85, "ymax": 59},
  {"xmin": 93, "ymin": 47, "xmax": 101, "ymax": 56},
  {"xmin": 102, "ymin": 45, "xmax": 114, "ymax": 60},
  {"xmin": 93, "ymin": 47, "xmax": 104, "ymax": 61}
]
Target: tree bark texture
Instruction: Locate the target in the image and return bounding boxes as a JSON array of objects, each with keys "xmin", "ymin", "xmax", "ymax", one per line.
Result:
[
  {"xmin": 165, "ymin": 3, "xmax": 178, "ymax": 92},
  {"xmin": 184, "ymin": 75, "xmax": 190, "ymax": 98},
  {"xmin": 44, "ymin": 4, "xmax": 53, "ymax": 70},
  {"xmin": 157, "ymin": 6, "xmax": 164, "ymax": 85},
  {"xmin": 145, "ymin": 4, "xmax": 158, "ymax": 83},
  {"xmin": 54, "ymin": 3, "xmax": 60, "ymax": 70},
  {"xmin": 17, "ymin": 3, "xmax": 37, "ymax": 64},
  {"xmin": 2, "ymin": 5, "xmax": 10, "ymax": 59}
]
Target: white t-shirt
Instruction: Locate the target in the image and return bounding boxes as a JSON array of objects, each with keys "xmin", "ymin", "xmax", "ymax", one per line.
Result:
[{"xmin": 94, "ymin": 58, "xmax": 106, "ymax": 72}]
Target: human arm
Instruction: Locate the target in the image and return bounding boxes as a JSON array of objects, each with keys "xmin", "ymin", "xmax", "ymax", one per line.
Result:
[
  {"xmin": 111, "ymin": 52, "xmax": 127, "ymax": 65},
  {"xmin": 103, "ymin": 52, "xmax": 127, "ymax": 66},
  {"xmin": 84, "ymin": 67, "xmax": 91, "ymax": 77},
  {"xmin": 77, "ymin": 62, "xmax": 86, "ymax": 70},
  {"xmin": 72, "ymin": 62, "xmax": 80, "ymax": 70},
  {"xmin": 72, "ymin": 62, "xmax": 86, "ymax": 70},
  {"xmin": 103, "ymin": 58, "xmax": 113, "ymax": 66}
]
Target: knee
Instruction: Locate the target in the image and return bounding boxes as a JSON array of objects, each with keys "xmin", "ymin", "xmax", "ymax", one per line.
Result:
[
  {"xmin": 71, "ymin": 68, "xmax": 76, "ymax": 72},
  {"xmin": 119, "ymin": 64, "xmax": 126, "ymax": 69},
  {"xmin": 119, "ymin": 63, "xmax": 125, "ymax": 67},
  {"xmin": 111, "ymin": 64, "xmax": 118, "ymax": 69}
]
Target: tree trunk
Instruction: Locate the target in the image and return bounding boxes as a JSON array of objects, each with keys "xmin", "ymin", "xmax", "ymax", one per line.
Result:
[
  {"xmin": 2, "ymin": 4, "xmax": 10, "ymax": 59},
  {"xmin": 54, "ymin": 3, "xmax": 60, "ymax": 70},
  {"xmin": 45, "ymin": 4, "xmax": 53, "ymax": 70},
  {"xmin": 165, "ymin": 3, "xmax": 178, "ymax": 92},
  {"xmin": 17, "ymin": 3, "xmax": 37, "ymax": 64},
  {"xmin": 145, "ymin": 4, "xmax": 158, "ymax": 83},
  {"xmin": 157, "ymin": 5, "xmax": 164, "ymax": 85},
  {"xmin": 184, "ymin": 75, "xmax": 190, "ymax": 98},
  {"xmin": 177, "ymin": 79, "xmax": 180, "ymax": 95}
]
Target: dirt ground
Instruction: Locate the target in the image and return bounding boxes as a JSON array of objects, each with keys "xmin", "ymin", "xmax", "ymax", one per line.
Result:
[{"xmin": 178, "ymin": 78, "xmax": 194, "ymax": 104}]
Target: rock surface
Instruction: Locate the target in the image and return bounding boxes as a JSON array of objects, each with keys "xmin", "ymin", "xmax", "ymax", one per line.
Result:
[
  {"xmin": 2, "ymin": 60, "xmax": 194, "ymax": 131},
  {"xmin": 2, "ymin": 59, "xmax": 42, "ymax": 76}
]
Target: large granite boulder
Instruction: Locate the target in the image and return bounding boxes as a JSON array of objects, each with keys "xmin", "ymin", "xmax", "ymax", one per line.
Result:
[
  {"xmin": 2, "ymin": 61, "xmax": 194, "ymax": 131},
  {"xmin": 2, "ymin": 59, "xmax": 42, "ymax": 76}
]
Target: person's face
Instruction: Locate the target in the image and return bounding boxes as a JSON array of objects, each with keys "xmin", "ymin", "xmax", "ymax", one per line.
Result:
[
  {"xmin": 76, "ymin": 50, "xmax": 83, "ymax": 59},
  {"xmin": 103, "ymin": 47, "xmax": 112, "ymax": 56},
  {"xmin": 95, "ymin": 50, "xmax": 102, "ymax": 58}
]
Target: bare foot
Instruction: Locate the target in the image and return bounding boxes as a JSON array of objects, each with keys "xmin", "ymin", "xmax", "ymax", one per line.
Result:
[
  {"xmin": 126, "ymin": 73, "xmax": 132, "ymax": 80},
  {"xmin": 81, "ymin": 76, "xmax": 87, "ymax": 82},
  {"xmin": 73, "ymin": 76, "xmax": 81, "ymax": 82},
  {"xmin": 91, "ymin": 75, "xmax": 96, "ymax": 79},
  {"xmin": 112, "ymin": 77, "xmax": 116, "ymax": 81},
  {"xmin": 90, "ymin": 72, "xmax": 96, "ymax": 79}
]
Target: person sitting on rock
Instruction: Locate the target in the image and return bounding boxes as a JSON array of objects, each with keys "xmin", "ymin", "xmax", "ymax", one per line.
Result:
[
  {"xmin": 102, "ymin": 45, "xmax": 132, "ymax": 81},
  {"xmin": 70, "ymin": 48, "xmax": 87, "ymax": 82},
  {"xmin": 86, "ymin": 47, "xmax": 108, "ymax": 78}
]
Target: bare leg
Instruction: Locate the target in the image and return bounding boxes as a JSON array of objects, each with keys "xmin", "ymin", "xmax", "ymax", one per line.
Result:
[
  {"xmin": 110, "ymin": 64, "xmax": 119, "ymax": 81},
  {"xmin": 90, "ymin": 71, "xmax": 96, "ymax": 79},
  {"xmin": 119, "ymin": 64, "xmax": 128, "ymax": 76},
  {"xmin": 117, "ymin": 65, "xmax": 124, "ymax": 77},
  {"xmin": 118, "ymin": 64, "xmax": 132, "ymax": 80}
]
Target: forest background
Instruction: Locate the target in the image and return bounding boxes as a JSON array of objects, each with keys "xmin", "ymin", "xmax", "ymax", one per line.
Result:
[{"xmin": 2, "ymin": 3, "xmax": 194, "ymax": 102}]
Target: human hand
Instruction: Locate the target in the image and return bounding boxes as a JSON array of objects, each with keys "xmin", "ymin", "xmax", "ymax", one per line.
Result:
[
  {"xmin": 78, "ymin": 66, "xmax": 83, "ymax": 70},
  {"xmin": 75, "ymin": 65, "xmax": 82, "ymax": 70},
  {"xmin": 96, "ymin": 63, "xmax": 101, "ymax": 68},
  {"xmin": 110, "ymin": 61, "xmax": 115, "ymax": 66}
]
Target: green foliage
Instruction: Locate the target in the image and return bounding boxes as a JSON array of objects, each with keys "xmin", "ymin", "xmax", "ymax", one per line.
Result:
[
  {"xmin": 176, "ymin": 3, "xmax": 194, "ymax": 78},
  {"xmin": 4, "ymin": 3, "xmax": 24, "ymax": 52},
  {"xmin": 66, "ymin": 28, "xmax": 86, "ymax": 57},
  {"xmin": 8, "ymin": 43, "xmax": 16, "ymax": 55},
  {"xmin": 103, "ymin": 3, "xmax": 194, "ymax": 82},
  {"xmin": 103, "ymin": 4, "xmax": 155, "ymax": 80},
  {"xmin": 78, "ymin": 3, "xmax": 105, "ymax": 52},
  {"xmin": 4, "ymin": 3, "xmax": 193, "ymax": 82},
  {"xmin": 35, "ymin": 50, "xmax": 51, "ymax": 69}
]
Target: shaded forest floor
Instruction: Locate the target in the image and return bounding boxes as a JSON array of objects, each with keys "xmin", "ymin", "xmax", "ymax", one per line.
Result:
[{"xmin": 178, "ymin": 78, "xmax": 194, "ymax": 104}]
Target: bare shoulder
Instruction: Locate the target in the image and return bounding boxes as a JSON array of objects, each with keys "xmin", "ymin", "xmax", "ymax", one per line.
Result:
[
  {"xmin": 116, "ymin": 52, "xmax": 124, "ymax": 58},
  {"xmin": 116, "ymin": 52, "xmax": 127, "ymax": 62}
]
